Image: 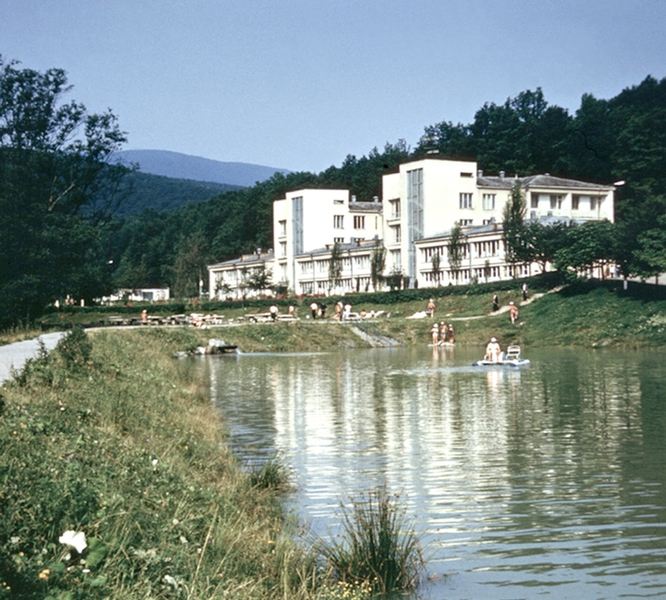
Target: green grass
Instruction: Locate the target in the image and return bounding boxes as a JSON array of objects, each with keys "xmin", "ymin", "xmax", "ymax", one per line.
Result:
[
  {"xmin": 0, "ymin": 328, "xmax": 324, "ymax": 599},
  {"xmin": 315, "ymin": 488, "xmax": 424, "ymax": 596}
]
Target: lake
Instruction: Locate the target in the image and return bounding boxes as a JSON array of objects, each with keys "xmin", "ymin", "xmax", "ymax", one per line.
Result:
[{"xmin": 207, "ymin": 345, "xmax": 666, "ymax": 599}]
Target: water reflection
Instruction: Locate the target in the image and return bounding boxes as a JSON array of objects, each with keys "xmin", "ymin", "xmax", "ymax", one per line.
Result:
[{"xmin": 208, "ymin": 346, "xmax": 666, "ymax": 599}]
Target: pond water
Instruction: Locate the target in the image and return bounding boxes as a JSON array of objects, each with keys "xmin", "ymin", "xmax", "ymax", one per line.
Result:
[{"xmin": 207, "ymin": 345, "xmax": 666, "ymax": 599}]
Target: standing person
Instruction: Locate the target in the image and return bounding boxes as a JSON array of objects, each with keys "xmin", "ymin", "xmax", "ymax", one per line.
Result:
[
  {"xmin": 509, "ymin": 301, "xmax": 518, "ymax": 324},
  {"xmin": 439, "ymin": 322, "xmax": 448, "ymax": 345},
  {"xmin": 492, "ymin": 294, "xmax": 499, "ymax": 312},
  {"xmin": 269, "ymin": 304, "xmax": 278, "ymax": 321},
  {"xmin": 522, "ymin": 282, "xmax": 528, "ymax": 301},
  {"xmin": 427, "ymin": 298, "xmax": 436, "ymax": 318},
  {"xmin": 288, "ymin": 304, "xmax": 296, "ymax": 318},
  {"xmin": 310, "ymin": 301, "xmax": 318, "ymax": 319},
  {"xmin": 319, "ymin": 302, "xmax": 327, "ymax": 318},
  {"xmin": 485, "ymin": 337, "xmax": 501, "ymax": 362},
  {"xmin": 447, "ymin": 323, "xmax": 455, "ymax": 344},
  {"xmin": 431, "ymin": 323, "xmax": 439, "ymax": 346}
]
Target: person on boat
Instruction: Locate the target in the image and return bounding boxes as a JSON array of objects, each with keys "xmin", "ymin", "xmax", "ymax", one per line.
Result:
[
  {"xmin": 509, "ymin": 302, "xmax": 519, "ymax": 324},
  {"xmin": 485, "ymin": 337, "xmax": 501, "ymax": 362},
  {"xmin": 447, "ymin": 324, "xmax": 455, "ymax": 344}
]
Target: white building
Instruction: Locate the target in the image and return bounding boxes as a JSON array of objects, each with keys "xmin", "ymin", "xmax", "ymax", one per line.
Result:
[
  {"xmin": 383, "ymin": 157, "xmax": 614, "ymax": 287},
  {"xmin": 207, "ymin": 157, "xmax": 615, "ymax": 297}
]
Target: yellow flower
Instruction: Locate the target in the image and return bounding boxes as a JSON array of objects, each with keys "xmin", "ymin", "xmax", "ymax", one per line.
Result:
[{"xmin": 38, "ymin": 569, "xmax": 50, "ymax": 580}]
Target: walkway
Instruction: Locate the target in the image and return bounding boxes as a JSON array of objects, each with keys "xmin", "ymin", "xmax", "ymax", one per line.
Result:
[{"xmin": 0, "ymin": 332, "xmax": 66, "ymax": 385}]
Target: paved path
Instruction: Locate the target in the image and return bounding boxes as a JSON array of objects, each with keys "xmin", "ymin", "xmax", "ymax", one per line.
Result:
[{"xmin": 0, "ymin": 332, "xmax": 66, "ymax": 385}]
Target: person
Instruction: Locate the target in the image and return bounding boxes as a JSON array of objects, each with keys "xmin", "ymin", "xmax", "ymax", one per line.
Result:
[
  {"xmin": 485, "ymin": 337, "xmax": 501, "ymax": 362},
  {"xmin": 439, "ymin": 322, "xmax": 448, "ymax": 345},
  {"xmin": 269, "ymin": 304, "xmax": 278, "ymax": 321},
  {"xmin": 344, "ymin": 303, "xmax": 352, "ymax": 320},
  {"xmin": 522, "ymin": 282, "xmax": 528, "ymax": 301},
  {"xmin": 447, "ymin": 323, "xmax": 455, "ymax": 344},
  {"xmin": 310, "ymin": 301, "xmax": 318, "ymax": 319},
  {"xmin": 141, "ymin": 309, "xmax": 148, "ymax": 324},
  {"xmin": 334, "ymin": 301, "xmax": 343, "ymax": 321},
  {"xmin": 431, "ymin": 323, "xmax": 439, "ymax": 345},
  {"xmin": 427, "ymin": 298, "xmax": 436, "ymax": 318},
  {"xmin": 509, "ymin": 301, "xmax": 518, "ymax": 324},
  {"xmin": 319, "ymin": 302, "xmax": 327, "ymax": 318},
  {"xmin": 288, "ymin": 304, "xmax": 296, "ymax": 318},
  {"xmin": 492, "ymin": 293, "xmax": 499, "ymax": 312}
]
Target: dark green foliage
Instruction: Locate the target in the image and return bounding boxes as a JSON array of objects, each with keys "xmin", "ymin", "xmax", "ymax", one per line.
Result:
[{"xmin": 114, "ymin": 170, "xmax": 237, "ymax": 216}]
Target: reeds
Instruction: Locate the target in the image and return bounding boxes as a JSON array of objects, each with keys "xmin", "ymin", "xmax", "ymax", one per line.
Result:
[{"xmin": 316, "ymin": 487, "xmax": 425, "ymax": 596}]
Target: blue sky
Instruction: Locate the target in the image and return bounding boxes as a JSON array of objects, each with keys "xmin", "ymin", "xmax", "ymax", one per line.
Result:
[{"xmin": 2, "ymin": 0, "xmax": 665, "ymax": 173}]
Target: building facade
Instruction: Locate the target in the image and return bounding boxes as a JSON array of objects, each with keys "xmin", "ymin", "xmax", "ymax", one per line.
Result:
[{"xmin": 207, "ymin": 157, "xmax": 615, "ymax": 298}]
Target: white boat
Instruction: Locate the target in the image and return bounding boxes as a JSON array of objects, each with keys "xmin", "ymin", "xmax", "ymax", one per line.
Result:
[{"xmin": 473, "ymin": 345, "xmax": 530, "ymax": 367}]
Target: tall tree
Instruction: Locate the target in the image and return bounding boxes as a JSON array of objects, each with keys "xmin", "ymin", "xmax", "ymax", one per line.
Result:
[
  {"xmin": 370, "ymin": 240, "xmax": 386, "ymax": 291},
  {"xmin": 447, "ymin": 221, "xmax": 465, "ymax": 276},
  {"xmin": 0, "ymin": 56, "xmax": 130, "ymax": 326},
  {"xmin": 328, "ymin": 242, "xmax": 343, "ymax": 291},
  {"xmin": 501, "ymin": 182, "xmax": 528, "ymax": 273}
]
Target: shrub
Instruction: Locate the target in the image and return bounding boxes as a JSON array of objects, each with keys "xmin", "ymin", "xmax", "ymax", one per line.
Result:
[{"xmin": 316, "ymin": 487, "xmax": 424, "ymax": 596}]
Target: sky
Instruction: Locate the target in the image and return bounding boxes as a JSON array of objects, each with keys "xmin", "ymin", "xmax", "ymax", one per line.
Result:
[{"xmin": 2, "ymin": 0, "xmax": 665, "ymax": 174}]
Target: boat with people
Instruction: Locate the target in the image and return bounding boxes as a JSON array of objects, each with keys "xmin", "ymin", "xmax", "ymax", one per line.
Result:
[{"xmin": 473, "ymin": 344, "xmax": 530, "ymax": 367}]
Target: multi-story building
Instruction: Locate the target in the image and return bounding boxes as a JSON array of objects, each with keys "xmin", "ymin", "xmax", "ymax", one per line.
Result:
[{"xmin": 207, "ymin": 157, "xmax": 615, "ymax": 298}]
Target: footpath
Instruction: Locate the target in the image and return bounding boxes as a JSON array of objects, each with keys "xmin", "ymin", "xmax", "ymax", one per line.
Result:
[{"xmin": 0, "ymin": 332, "xmax": 66, "ymax": 385}]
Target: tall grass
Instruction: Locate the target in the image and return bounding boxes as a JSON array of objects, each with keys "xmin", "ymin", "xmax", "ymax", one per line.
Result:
[
  {"xmin": 316, "ymin": 487, "xmax": 425, "ymax": 596},
  {"xmin": 0, "ymin": 328, "xmax": 322, "ymax": 599}
]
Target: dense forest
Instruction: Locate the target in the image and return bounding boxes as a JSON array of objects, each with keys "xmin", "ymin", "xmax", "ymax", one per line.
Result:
[{"xmin": 1, "ymin": 52, "xmax": 665, "ymax": 327}]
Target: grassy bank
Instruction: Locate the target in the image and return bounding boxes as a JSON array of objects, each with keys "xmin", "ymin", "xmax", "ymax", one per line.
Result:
[
  {"xmin": 27, "ymin": 277, "xmax": 666, "ymax": 352},
  {"xmin": 1, "ymin": 328, "xmax": 324, "ymax": 599}
]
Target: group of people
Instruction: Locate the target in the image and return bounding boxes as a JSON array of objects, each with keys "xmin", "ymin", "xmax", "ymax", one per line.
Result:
[{"xmin": 431, "ymin": 322, "xmax": 455, "ymax": 346}]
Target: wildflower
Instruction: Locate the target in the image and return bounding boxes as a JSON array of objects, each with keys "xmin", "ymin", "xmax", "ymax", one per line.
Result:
[
  {"xmin": 9, "ymin": 536, "xmax": 19, "ymax": 545},
  {"xmin": 59, "ymin": 530, "xmax": 87, "ymax": 553},
  {"xmin": 38, "ymin": 569, "xmax": 50, "ymax": 580}
]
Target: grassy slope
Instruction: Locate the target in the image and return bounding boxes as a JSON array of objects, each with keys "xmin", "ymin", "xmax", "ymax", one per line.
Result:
[{"xmin": 0, "ymin": 328, "xmax": 324, "ymax": 599}]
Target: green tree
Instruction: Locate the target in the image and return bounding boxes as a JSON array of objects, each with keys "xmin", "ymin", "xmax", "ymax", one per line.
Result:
[
  {"xmin": 447, "ymin": 222, "xmax": 465, "ymax": 277},
  {"xmin": 370, "ymin": 240, "xmax": 386, "ymax": 291},
  {"xmin": 431, "ymin": 251, "xmax": 442, "ymax": 286},
  {"xmin": 248, "ymin": 264, "xmax": 274, "ymax": 295},
  {"xmin": 554, "ymin": 220, "xmax": 616, "ymax": 279},
  {"xmin": 502, "ymin": 182, "xmax": 528, "ymax": 273},
  {"xmin": 328, "ymin": 242, "xmax": 343, "ymax": 291},
  {"xmin": 0, "ymin": 56, "xmax": 130, "ymax": 326}
]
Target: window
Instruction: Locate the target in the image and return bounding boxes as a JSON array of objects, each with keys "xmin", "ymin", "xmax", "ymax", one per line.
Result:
[
  {"xmin": 390, "ymin": 249, "xmax": 401, "ymax": 269},
  {"xmin": 390, "ymin": 225, "xmax": 401, "ymax": 243},
  {"xmin": 460, "ymin": 172, "xmax": 473, "ymax": 178},
  {"xmin": 334, "ymin": 199, "xmax": 344, "ymax": 204},
  {"xmin": 333, "ymin": 237, "xmax": 344, "ymax": 244},
  {"xmin": 389, "ymin": 198, "xmax": 401, "ymax": 219},
  {"xmin": 333, "ymin": 215, "xmax": 344, "ymax": 229},
  {"xmin": 460, "ymin": 219, "xmax": 473, "ymax": 226},
  {"xmin": 550, "ymin": 195, "xmax": 563, "ymax": 209},
  {"xmin": 530, "ymin": 193, "xmax": 539, "ymax": 209},
  {"xmin": 279, "ymin": 241, "xmax": 287, "ymax": 257},
  {"xmin": 572, "ymin": 195, "xmax": 580, "ymax": 210},
  {"xmin": 459, "ymin": 193, "xmax": 473, "ymax": 209},
  {"xmin": 353, "ymin": 215, "xmax": 365, "ymax": 229},
  {"xmin": 482, "ymin": 193, "xmax": 496, "ymax": 210},
  {"xmin": 278, "ymin": 220, "xmax": 286, "ymax": 237}
]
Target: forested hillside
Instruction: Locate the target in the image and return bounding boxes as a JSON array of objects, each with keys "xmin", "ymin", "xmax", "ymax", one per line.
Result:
[
  {"xmin": 114, "ymin": 170, "xmax": 238, "ymax": 216},
  {"xmin": 1, "ymin": 51, "xmax": 665, "ymax": 328},
  {"xmin": 111, "ymin": 76, "xmax": 666, "ymax": 297}
]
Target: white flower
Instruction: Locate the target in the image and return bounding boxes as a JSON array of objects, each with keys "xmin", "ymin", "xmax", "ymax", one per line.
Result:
[
  {"xmin": 152, "ymin": 459, "xmax": 158, "ymax": 466},
  {"xmin": 59, "ymin": 530, "xmax": 87, "ymax": 553}
]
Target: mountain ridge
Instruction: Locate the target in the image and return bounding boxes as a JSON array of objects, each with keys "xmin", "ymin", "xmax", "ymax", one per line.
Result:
[{"xmin": 112, "ymin": 149, "xmax": 291, "ymax": 187}]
